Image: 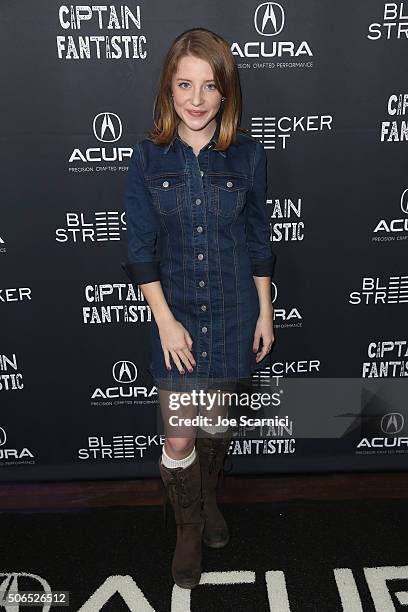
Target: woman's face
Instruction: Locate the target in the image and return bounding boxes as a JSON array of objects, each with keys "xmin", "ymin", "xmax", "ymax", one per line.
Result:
[{"xmin": 170, "ymin": 55, "xmax": 222, "ymax": 134}]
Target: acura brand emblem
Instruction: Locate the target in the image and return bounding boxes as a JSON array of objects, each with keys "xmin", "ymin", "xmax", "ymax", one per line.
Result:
[
  {"xmin": 401, "ymin": 188, "xmax": 408, "ymax": 214},
  {"xmin": 380, "ymin": 412, "xmax": 404, "ymax": 435},
  {"xmin": 254, "ymin": 2, "xmax": 285, "ymax": 36},
  {"xmin": 112, "ymin": 361, "xmax": 138, "ymax": 383},
  {"xmin": 93, "ymin": 112, "xmax": 122, "ymax": 143}
]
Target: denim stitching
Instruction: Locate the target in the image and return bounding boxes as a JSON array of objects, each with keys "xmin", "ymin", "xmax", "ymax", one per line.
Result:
[
  {"xmin": 230, "ymin": 213, "xmax": 241, "ymax": 378},
  {"xmin": 161, "ymin": 216, "xmax": 172, "ymax": 304},
  {"xmin": 214, "ymin": 201, "xmax": 227, "ymax": 380}
]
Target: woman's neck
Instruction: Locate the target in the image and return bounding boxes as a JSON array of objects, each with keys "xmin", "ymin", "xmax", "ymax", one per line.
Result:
[{"xmin": 177, "ymin": 119, "xmax": 217, "ymax": 155}]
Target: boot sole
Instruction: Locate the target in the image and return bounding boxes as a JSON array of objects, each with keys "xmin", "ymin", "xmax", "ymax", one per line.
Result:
[
  {"xmin": 174, "ymin": 578, "xmax": 201, "ymax": 589},
  {"xmin": 203, "ymin": 533, "xmax": 230, "ymax": 548}
]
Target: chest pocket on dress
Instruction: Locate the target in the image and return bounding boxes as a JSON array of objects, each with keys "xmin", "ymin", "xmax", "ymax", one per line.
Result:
[
  {"xmin": 147, "ymin": 174, "xmax": 186, "ymax": 215},
  {"xmin": 209, "ymin": 175, "xmax": 249, "ymax": 218}
]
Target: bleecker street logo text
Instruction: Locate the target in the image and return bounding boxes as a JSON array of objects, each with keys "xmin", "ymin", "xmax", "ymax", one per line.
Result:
[
  {"xmin": 0, "ymin": 287, "xmax": 32, "ymax": 303},
  {"xmin": 251, "ymin": 114, "xmax": 332, "ymax": 149},
  {"xmin": 78, "ymin": 433, "xmax": 162, "ymax": 460},
  {"xmin": 56, "ymin": 5, "xmax": 147, "ymax": 60},
  {"xmin": 349, "ymin": 275, "xmax": 408, "ymax": 305},
  {"xmin": 368, "ymin": 2, "xmax": 408, "ymax": 40},
  {"xmin": 56, "ymin": 211, "xmax": 126, "ymax": 243}
]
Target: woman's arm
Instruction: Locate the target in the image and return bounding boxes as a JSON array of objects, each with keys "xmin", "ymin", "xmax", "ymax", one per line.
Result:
[
  {"xmin": 245, "ymin": 141, "xmax": 276, "ymax": 278},
  {"xmin": 245, "ymin": 142, "xmax": 277, "ymax": 362},
  {"xmin": 138, "ymin": 281, "xmax": 175, "ymax": 326},
  {"xmin": 121, "ymin": 144, "xmax": 196, "ymax": 375},
  {"xmin": 252, "ymin": 277, "xmax": 274, "ymax": 363},
  {"xmin": 253, "ymin": 276, "xmax": 273, "ymax": 317}
]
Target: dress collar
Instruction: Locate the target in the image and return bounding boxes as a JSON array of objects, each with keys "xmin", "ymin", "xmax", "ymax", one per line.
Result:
[{"xmin": 162, "ymin": 118, "xmax": 226, "ymax": 157}]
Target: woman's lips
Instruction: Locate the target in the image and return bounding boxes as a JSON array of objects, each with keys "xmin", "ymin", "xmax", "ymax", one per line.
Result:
[{"xmin": 187, "ymin": 109, "xmax": 206, "ymax": 116}]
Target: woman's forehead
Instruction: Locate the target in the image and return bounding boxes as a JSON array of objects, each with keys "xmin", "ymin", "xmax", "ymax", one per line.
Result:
[{"xmin": 174, "ymin": 55, "xmax": 214, "ymax": 78}]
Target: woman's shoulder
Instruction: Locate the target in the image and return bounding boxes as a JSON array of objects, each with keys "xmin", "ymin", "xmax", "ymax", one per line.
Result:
[
  {"xmin": 129, "ymin": 136, "xmax": 168, "ymax": 170},
  {"xmin": 133, "ymin": 135, "xmax": 162, "ymax": 151},
  {"xmin": 233, "ymin": 128, "xmax": 264, "ymax": 154},
  {"xmin": 135, "ymin": 134, "xmax": 182, "ymax": 163}
]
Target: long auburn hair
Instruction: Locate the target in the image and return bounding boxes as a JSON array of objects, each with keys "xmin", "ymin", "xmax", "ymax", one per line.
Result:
[{"xmin": 148, "ymin": 28, "xmax": 248, "ymax": 151}]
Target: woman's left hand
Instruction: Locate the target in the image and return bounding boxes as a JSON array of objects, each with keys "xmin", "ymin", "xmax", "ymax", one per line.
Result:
[{"xmin": 253, "ymin": 309, "xmax": 275, "ymax": 363}]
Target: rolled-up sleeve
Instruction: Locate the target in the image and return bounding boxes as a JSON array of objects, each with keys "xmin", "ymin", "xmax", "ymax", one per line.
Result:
[
  {"xmin": 245, "ymin": 142, "xmax": 276, "ymax": 277},
  {"xmin": 120, "ymin": 142, "xmax": 161, "ymax": 285}
]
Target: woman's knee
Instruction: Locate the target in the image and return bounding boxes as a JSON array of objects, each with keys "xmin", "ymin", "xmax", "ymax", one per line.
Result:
[{"xmin": 165, "ymin": 437, "xmax": 195, "ymax": 456}]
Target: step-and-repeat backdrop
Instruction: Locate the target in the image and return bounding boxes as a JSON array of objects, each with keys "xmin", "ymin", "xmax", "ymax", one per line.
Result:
[{"xmin": 1, "ymin": 1, "xmax": 407, "ymax": 481}]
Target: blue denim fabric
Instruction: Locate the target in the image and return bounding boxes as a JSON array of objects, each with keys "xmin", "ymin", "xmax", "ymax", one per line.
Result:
[{"xmin": 121, "ymin": 118, "xmax": 276, "ymax": 392}]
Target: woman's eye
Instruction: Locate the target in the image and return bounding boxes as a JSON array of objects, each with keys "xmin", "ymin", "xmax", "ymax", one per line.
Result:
[{"xmin": 177, "ymin": 82, "xmax": 217, "ymax": 91}]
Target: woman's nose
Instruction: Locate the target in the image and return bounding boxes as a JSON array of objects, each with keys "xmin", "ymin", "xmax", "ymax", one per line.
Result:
[{"xmin": 191, "ymin": 86, "xmax": 204, "ymax": 106}]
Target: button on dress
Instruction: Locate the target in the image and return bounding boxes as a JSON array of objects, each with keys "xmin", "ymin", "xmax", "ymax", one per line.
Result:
[{"xmin": 121, "ymin": 118, "xmax": 276, "ymax": 392}]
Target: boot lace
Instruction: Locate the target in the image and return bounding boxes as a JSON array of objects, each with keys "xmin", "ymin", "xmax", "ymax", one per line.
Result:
[
  {"xmin": 208, "ymin": 447, "xmax": 219, "ymax": 475},
  {"xmin": 168, "ymin": 470, "xmax": 190, "ymax": 507}
]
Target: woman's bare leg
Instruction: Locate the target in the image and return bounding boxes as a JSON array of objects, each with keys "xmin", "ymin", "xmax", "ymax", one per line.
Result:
[
  {"xmin": 158, "ymin": 387, "xmax": 199, "ymax": 458},
  {"xmin": 198, "ymin": 384, "xmax": 235, "ymax": 435}
]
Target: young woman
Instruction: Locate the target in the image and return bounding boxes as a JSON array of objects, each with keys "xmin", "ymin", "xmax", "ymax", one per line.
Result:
[{"xmin": 122, "ymin": 27, "xmax": 276, "ymax": 589}]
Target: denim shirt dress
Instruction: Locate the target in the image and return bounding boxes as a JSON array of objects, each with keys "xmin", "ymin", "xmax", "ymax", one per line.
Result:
[{"xmin": 121, "ymin": 118, "xmax": 276, "ymax": 392}]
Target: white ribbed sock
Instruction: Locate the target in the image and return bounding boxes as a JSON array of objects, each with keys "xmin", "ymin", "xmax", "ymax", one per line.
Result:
[{"xmin": 161, "ymin": 444, "xmax": 196, "ymax": 469}]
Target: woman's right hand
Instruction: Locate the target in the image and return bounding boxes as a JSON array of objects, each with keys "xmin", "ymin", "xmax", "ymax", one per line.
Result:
[{"xmin": 158, "ymin": 318, "xmax": 196, "ymax": 374}]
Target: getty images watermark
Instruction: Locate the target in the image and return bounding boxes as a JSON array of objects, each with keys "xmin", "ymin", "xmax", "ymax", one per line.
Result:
[
  {"xmin": 165, "ymin": 383, "xmax": 288, "ymax": 430},
  {"xmin": 155, "ymin": 377, "xmax": 408, "ymax": 441}
]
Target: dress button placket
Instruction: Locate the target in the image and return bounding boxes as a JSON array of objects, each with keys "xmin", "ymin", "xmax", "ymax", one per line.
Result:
[{"xmin": 190, "ymin": 147, "xmax": 210, "ymax": 375}]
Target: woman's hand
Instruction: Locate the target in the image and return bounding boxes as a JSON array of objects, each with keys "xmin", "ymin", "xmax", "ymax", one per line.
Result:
[
  {"xmin": 158, "ymin": 317, "xmax": 196, "ymax": 374},
  {"xmin": 253, "ymin": 309, "xmax": 275, "ymax": 364}
]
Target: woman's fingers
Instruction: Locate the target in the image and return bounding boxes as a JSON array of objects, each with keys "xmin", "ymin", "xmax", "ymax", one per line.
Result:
[
  {"xmin": 168, "ymin": 348, "xmax": 196, "ymax": 374},
  {"xmin": 255, "ymin": 336, "xmax": 274, "ymax": 362},
  {"xmin": 256, "ymin": 348, "xmax": 268, "ymax": 362},
  {"xmin": 177, "ymin": 348, "xmax": 195, "ymax": 373},
  {"xmin": 253, "ymin": 329, "xmax": 261, "ymax": 353},
  {"xmin": 170, "ymin": 351, "xmax": 185, "ymax": 374},
  {"xmin": 183, "ymin": 342, "xmax": 196, "ymax": 367},
  {"xmin": 164, "ymin": 348, "xmax": 171, "ymax": 370},
  {"xmin": 160, "ymin": 321, "xmax": 197, "ymax": 374}
]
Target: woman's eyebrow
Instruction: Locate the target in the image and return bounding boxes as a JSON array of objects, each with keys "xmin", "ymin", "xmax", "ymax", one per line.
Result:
[{"xmin": 175, "ymin": 78, "xmax": 215, "ymax": 82}]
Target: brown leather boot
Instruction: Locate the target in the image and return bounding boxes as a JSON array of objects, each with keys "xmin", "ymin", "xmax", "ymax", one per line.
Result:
[
  {"xmin": 159, "ymin": 452, "xmax": 204, "ymax": 589},
  {"xmin": 195, "ymin": 427, "xmax": 233, "ymax": 548}
]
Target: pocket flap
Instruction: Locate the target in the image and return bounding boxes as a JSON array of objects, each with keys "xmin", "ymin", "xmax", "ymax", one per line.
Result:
[
  {"xmin": 148, "ymin": 174, "xmax": 186, "ymax": 190},
  {"xmin": 210, "ymin": 175, "xmax": 248, "ymax": 191}
]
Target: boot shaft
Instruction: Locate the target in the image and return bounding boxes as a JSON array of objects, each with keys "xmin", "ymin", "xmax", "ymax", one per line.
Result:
[{"xmin": 159, "ymin": 453, "xmax": 203, "ymax": 525}]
